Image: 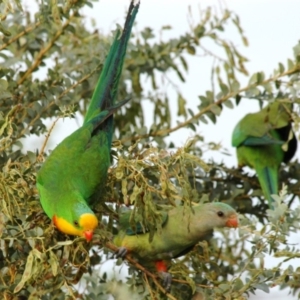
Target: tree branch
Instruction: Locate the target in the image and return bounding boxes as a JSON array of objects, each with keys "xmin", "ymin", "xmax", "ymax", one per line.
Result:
[
  {"xmin": 17, "ymin": 17, "xmax": 74, "ymax": 86},
  {"xmin": 15, "ymin": 65, "xmax": 100, "ymax": 141},
  {"xmin": 121, "ymin": 63, "xmax": 300, "ymax": 143},
  {"xmin": 0, "ymin": 21, "xmax": 41, "ymax": 51}
]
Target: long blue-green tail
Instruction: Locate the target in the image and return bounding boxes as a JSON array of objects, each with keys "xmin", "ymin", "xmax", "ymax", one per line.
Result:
[
  {"xmin": 256, "ymin": 166, "xmax": 278, "ymax": 209},
  {"xmin": 84, "ymin": 0, "xmax": 140, "ymax": 141}
]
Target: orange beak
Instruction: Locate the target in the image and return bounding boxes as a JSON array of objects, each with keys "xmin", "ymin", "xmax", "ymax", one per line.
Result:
[
  {"xmin": 84, "ymin": 230, "xmax": 94, "ymax": 242},
  {"xmin": 226, "ymin": 215, "xmax": 239, "ymax": 228}
]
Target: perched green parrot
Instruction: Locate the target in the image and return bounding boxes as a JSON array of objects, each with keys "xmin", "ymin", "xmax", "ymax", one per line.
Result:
[
  {"xmin": 114, "ymin": 202, "xmax": 238, "ymax": 290},
  {"xmin": 232, "ymin": 102, "xmax": 297, "ymax": 208},
  {"xmin": 37, "ymin": 1, "xmax": 140, "ymax": 241}
]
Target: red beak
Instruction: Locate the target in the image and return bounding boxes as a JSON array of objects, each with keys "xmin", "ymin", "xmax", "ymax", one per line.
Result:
[
  {"xmin": 84, "ymin": 230, "xmax": 93, "ymax": 242},
  {"xmin": 226, "ymin": 215, "xmax": 239, "ymax": 228}
]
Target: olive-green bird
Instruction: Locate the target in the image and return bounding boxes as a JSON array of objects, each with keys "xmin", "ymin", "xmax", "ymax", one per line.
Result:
[
  {"xmin": 37, "ymin": 1, "xmax": 140, "ymax": 241},
  {"xmin": 232, "ymin": 102, "xmax": 297, "ymax": 209},
  {"xmin": 114, "ymin": 202, "xmax": 238, "ymax": 290}
]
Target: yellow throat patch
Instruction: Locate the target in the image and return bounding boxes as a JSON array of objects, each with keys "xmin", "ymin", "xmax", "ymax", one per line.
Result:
[{"xmin": 53, "ymin": 213, "xmax": 98, "ymax": 239}]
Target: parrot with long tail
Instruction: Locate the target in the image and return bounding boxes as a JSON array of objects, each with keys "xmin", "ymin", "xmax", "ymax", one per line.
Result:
[{"xmin": 37, "ymin": 1, "xmax": 140, "ymax": 241}]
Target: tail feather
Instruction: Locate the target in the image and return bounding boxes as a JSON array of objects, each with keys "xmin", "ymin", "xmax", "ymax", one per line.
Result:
[
  {"xmin": 84, "ymin": 0, "xmax": 140, "ymax": 124},
  {"xmin": 256, "ymin": 166, "xmax": 278, "ymax": 209},
  {"xmin": 89, "ymin": 98, "xmax": 131, "ymax": 134}
]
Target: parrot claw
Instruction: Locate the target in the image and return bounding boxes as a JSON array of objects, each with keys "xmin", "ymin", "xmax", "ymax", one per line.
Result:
[
  {"xmin": 159, "ymin": 271, "xmax": 172, "ymax": 292},
  {"xmin": 115, "ymin": 247, "xmax": 128, "ymax": 259}
]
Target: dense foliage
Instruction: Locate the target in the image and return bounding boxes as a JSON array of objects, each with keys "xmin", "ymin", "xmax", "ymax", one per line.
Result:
[{"xmin": 1, "ymin": 0, "xmax": 300, "ymax": 299}]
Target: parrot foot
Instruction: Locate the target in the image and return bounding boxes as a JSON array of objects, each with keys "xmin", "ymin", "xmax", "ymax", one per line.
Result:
[
  {"xmin": 159, "ymin": 271, "xmax": 172, "ymax": 292},
  {"xmin": 115, "ymin": 247, "xmax": 128, "ymax": 259}
]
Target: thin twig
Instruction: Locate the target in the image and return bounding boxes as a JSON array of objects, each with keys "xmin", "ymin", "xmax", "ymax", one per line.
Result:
[
  {"xmin": 144, "ymin": 272, "xmax": 156, "ymax": 300},
  {"xmin": 38, "ymin": 116, "xmax": 61, "ymax": 161},
  {"xmin": 0, "ymin": 21, "xmax": 41, "ymax": 51}
]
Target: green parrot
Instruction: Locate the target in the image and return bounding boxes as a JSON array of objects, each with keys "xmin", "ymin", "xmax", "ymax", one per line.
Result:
[
  {"xmin": 232, "ymin": 102, "xmax": 297, "ymax": 208},
  {"xmin": 37, "ymin": 1, "xmax": 140, "ymax": 241},
  {"xmin": 114, "ymin": 202, "xmax": 238, "ymax": 290}
]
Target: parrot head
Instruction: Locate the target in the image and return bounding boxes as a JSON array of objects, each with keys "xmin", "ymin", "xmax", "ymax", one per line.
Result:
[
  {"xmin": 203, "ymin": 202, "xmax": 239, "ymax": 229},
  {"xmin": 51, "ymin": 198, "xmax": 99, "ymax": 242},
  {"xmin": 53, "ymin": 213, "xmax": 98, "ymax": 242}
]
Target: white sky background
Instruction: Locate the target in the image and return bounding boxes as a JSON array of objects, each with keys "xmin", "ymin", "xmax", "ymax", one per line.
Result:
[{"xmin": 22, "ymin": 0, "xmax": 300, "ymax": 299}]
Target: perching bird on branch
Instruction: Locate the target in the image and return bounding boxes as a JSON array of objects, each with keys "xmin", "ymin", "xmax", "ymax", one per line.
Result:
[
  {"xmin": 232, "ymin": 101, "xmax": 297, "ymax": 209},
  {"xmin": 114, "ymin": 202, "xmax": 238, "ymax": 290},
  {"xmin": 37, "ymin": 1, "xmax": 140, "ymax": 241}
]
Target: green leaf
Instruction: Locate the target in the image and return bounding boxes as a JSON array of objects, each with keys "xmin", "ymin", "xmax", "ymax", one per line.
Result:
[
  {"xmin": 0, "ymin": 23, "xmax": 11, "ymax": 36},
  {"xmin": 233, "ymin": 278, "xmax": 244, "ymax": 291},
  {"xmin": 210, "ymin": 104, "xmax": 222, "ymax": 116},
  {"xmin": 278, "ymin": 62, "xmax": 285, "ymax": 73},
  {"xmin": 179, "ymin": 55, "xmax": 188, "ymax": 71},
  {"xmin": 249, "ymin": 72, "xmax": 258, "ymax": 84},
  {"xmin": 223, "ymin": 99, "xmax": 233, "ymax": 108},
  {"xmin": 256, "ymin": 71, "xmax": 265, "ymax": 83},
  {"xmin": 293, "ymin": 43, "xmax": 300, "ymax": 58},
  {"xmin": 254, "ymin": 283, "xmax": 270, "ymax": 293},
  {"xmin": 219, "ymin": 82, "xmax": 229, "ymax": 94},
  {"xmin": 231, "ymin": 80, "xmax": 240, "ymax": 93},
  {"xmin": 14, "ymin": 251, "xmax": 34, "ymax": 293},
  {"xmin": 287, "ymin": 58, "xmax": 294, "ymax": 69},
  {"xmin": 177, "ymin": 94, "xmax": 187, "ymax": 117},
  {"xmin": 49, "ymin": 250, "xmax": 58, "ymax": 276},
  {"xmin": 0, "ymin": 79, "xmax": 8, "ymax": 90},
  {"xmin": 56, "ymin": 241, "xmax": 74, "ymax": 246},
  {"xmin": 186, "ymin": 45, "xmax": 196, "ymax": 55}
]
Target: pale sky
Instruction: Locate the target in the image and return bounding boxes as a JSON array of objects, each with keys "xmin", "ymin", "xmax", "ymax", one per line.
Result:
[{"xmin": 22, "ymin": 0, "xmax": 300, "ymax": 299}]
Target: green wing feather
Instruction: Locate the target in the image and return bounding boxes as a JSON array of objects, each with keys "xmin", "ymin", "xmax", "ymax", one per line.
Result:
[
  {"xmin": 119, "ymin": 209, "xmax": 169, "ymax": 236},
  {"xmin": 232, "ymin": 102, "xmax": 297, "ymax": 208}
]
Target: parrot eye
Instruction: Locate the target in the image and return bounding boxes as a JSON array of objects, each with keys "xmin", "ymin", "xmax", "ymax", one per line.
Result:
[
  {"xmin": 217, "ymin": 211, "xmax": 224, "ymax": 217},
  {"xmin": 73, "ymin": 220, "xmax": 79, "ymax": 227}
]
